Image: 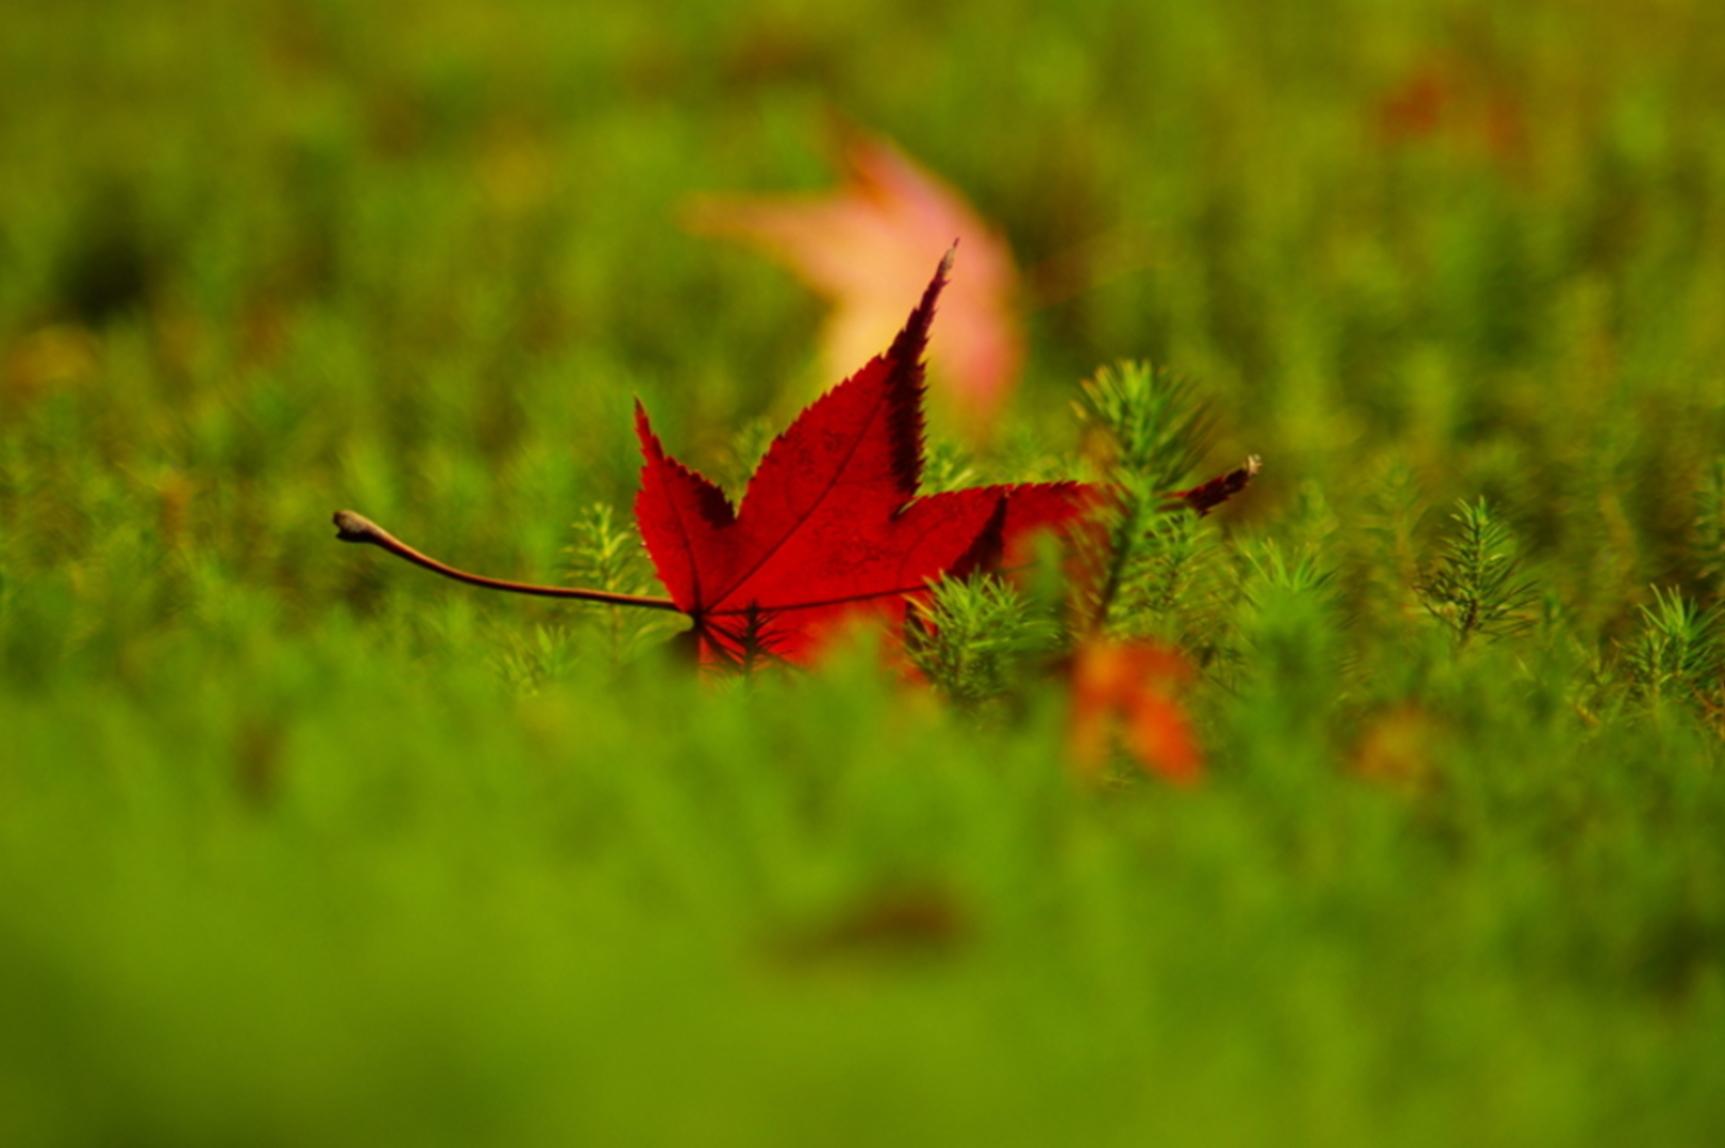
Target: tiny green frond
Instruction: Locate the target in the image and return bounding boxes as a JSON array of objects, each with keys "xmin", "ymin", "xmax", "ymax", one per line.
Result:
[
  {"xmin": 907, "ymin": 574, "xmax": 1058, "ymax": 712},
  {"xmin": 563, "ymin": 503, "xmax": 673, "ymax": 665},
  {"xmin": 1076, "ymin": 361, "xmax": 1209, "ymax": 494},
  {"xmin": 492, "ymin": 623, "xmax": 583, "ymax": 693},
  {"xmin": 1625, "ymin": 586, "xmax": 1723, "ymax": 705},
  {"xmin": 1241, "ymin": 538, "xmax": 1335, "ymax": 604},
  {"xmin": 1072, "ymin": 361, "xmax": 1212, "ymax": 634},
  {"xmin": 921, "ymin": 440, "xmax": 979, "ymax": 494},
  {"xmin": 1417, "ymin": 498, "xmax": 1539, "ymax": 647},
  {"xmin": 1103, "ymin": 509, "xmax": 1234, "ymax": 651}
]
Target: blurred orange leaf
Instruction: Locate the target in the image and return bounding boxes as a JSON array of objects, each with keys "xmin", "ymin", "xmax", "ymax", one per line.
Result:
[{"xmin": 1068, "ymin": 641, "xmax": 1203, "ymax": 785}]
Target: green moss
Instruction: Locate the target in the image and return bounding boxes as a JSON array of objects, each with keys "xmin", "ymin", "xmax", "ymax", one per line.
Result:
[{"xmin": 4, "ymin": 0, "xmax": 1725, "ymax": 1143}]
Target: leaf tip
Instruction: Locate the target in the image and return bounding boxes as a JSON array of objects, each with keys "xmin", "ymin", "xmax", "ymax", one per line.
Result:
[
  {"xmin": 1167, "ymin": 455, "xmax": 1262, "ymax": 517},
  {"xmin": 633, "ymin": 398, "xmax": 662, "ymax": 454}
]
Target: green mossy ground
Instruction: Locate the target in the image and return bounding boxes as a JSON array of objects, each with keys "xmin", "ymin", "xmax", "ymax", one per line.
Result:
[{"xmin": 4, "ymin": 1, "xmax": 1725, "ymax": 1143}]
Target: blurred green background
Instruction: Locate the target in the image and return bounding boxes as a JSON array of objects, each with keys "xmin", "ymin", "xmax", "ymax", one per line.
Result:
[{"xmin": 4, "ymin": 0, "xmax": 1725, "ymax": 1144}]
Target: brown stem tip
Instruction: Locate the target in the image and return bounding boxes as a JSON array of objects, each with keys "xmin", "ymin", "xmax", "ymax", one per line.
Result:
[{"xmin": 333, "ymin": 509, "xmax": 385, "ymax": 544}]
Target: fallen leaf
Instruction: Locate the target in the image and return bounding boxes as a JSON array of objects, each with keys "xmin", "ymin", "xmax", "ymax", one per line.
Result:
[
  {"xmin": 685, "ymin": 131, "xmax": 1022, "ymax": 439},
  {"xmin": 635, "ymin": 252, "xmax": 1092, "ymax": 666}
]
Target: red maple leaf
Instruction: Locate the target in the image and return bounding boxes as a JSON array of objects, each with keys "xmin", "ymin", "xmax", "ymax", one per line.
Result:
[
  {"xmin": 634, "ymin": 252, "xmax": 1092, "ymax": 666},
  {"xmin": 330, "ymin": 254, "xmax": 1092, "ymax": 669}
]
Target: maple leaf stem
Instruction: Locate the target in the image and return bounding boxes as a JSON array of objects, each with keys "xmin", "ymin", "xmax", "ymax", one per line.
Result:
[{"xmin": 332, "ymin": 510, "xmax": 682, "ymax": 611}]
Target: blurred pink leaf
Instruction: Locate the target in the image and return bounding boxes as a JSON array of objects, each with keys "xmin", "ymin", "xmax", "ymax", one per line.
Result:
[{"xmin": 685, "ymin": 133, "xmax": 1023, "ymax": 441}]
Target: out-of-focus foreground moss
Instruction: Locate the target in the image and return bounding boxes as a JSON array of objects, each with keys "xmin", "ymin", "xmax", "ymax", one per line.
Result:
[{"xmin": 3, "ymin": 1, "xmax": 1725, "ymax": 1144}]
